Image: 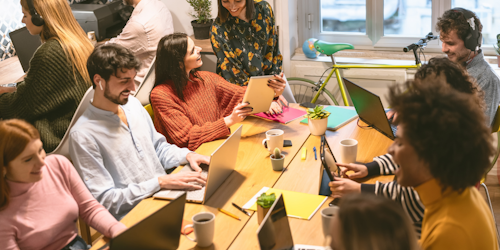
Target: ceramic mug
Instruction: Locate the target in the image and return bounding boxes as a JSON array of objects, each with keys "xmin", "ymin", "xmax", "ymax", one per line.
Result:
[
  {"xmin": 262, "ymin": 129, "xmax": 284, "ymax": 154},
  {"xmin": 339, "ymin": 138, "xmax": 358, "ymax": 163},
  {"xmin": 183, "ymin": 212, "xmax": 215, "ymax": 247},
  {"xmin": 321, "ymin": 206, "xmax": 339, "ymax": 237}
]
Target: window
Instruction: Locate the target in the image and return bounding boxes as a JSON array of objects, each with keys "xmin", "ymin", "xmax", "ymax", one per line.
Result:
[{"xmin": 298, "ymin": 0, "xmax": 498, "ymax": 54}]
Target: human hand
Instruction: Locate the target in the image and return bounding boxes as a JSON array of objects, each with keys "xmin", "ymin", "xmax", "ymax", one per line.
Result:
[
  {"xmin": 386, "ymin": 109, "xmax": 398, "ymax": 121},
  {"xmin": 267, "ymin": 72, "xmax": 286, "ymax": 97},
  {"xmin": 266, "ymin": 101, "xmax": 283, "ymax": 115},
  {"xmin": 224, "ymin": 102, "xmax": 253, "ymax": 127},
  {"xmin": 328, "ymin": 177, "xmax": 361, "ymax": 198},
  {"xmin": 336, "ymin": 163, "xmax": 368, "ymax": 179},
  {"xmin": 158, "ymin": 171, "xmax": 207, "ymax": 190},
  {"xmin": 186, "ymin": 152, "xmax": 210, "ymax": 172}
]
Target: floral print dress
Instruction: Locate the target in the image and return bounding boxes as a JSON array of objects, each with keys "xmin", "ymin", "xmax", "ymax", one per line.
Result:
[{"xmin": 210, "ymin": 0, "xmax": 283, "ymax": 86}]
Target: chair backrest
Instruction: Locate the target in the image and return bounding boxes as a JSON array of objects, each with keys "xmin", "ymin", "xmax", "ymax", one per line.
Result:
[
  {"xmin": 135, "ymin": 57, "xmax": 156, "ymax": 106},
  {"xmin": 492, "ymin": 104, "xmax": 500, "ymax": 133},
  {"xmin": 49, "ymin": 87, "xmax": 94, "ymax": 159}
]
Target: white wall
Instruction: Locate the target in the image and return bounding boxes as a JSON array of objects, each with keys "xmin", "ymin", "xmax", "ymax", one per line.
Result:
[{"xmin": 161, "ymin": 0, "xmax": 219, "ymax": 35}]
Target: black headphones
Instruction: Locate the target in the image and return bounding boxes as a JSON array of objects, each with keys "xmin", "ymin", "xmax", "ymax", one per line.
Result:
[
  {"xmin": 451, "ymin": 8, "xmax": 481, "ymax": 51},
  {"xmin": 26, "ymin": 0, "xmax": 44, "ymax": 27}
]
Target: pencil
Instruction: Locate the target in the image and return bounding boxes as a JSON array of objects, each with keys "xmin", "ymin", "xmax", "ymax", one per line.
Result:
[{"xmin": 218, "ymin": 208, "xmax": 241, "ymax": 221}]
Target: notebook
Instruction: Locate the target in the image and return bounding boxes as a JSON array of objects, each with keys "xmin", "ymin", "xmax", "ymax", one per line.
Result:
[
  {"xmin": 300, "ymin": 106, "xmax": 358, "ymax": 131},
  {"xmin": 253, "ymin": 107, "xmax": 307, "ymax": 124},
  {"xmin": 242, "ymin": 187, "xmax": 328, "ymax": 220}
]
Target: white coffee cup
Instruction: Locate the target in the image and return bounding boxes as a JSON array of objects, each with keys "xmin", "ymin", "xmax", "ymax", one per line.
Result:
[
  {"xmin": 262, "ymin": 129, "xmax": 284, "ymax": 154},
  {"xmin": 339, "ymin": 138, "xmax": 358, "ymax": 163},
  {"xmin": 183, "ymin": 212, "xmax": 215, "ymax": 247},
  {"xmin": 321, "ymin": 206, "xmax": 339, "ymax": 237}
]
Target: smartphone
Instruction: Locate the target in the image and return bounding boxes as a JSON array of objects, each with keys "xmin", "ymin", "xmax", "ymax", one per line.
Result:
[
  {"xmin": 329, "ymin": 198, "xmax": 341, "ymax": 207},
  {"xmin": 284, "ymin": 140, "xmax": 292, "ymax": 147}
]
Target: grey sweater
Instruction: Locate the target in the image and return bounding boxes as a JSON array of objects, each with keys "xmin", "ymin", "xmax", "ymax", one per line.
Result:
[{"xmin": 466, "ymin": 52, "xmax": 500, "ymax": 126}]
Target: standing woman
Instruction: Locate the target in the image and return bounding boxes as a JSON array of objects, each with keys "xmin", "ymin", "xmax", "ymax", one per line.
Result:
[
  {"xmin": 0, "ymin": 119, "xmax": 126, "ymax": 250},
  {"xmin": 210, "ymin": 0, "xmax": 296, "ymax": 104},
  {"xmin": 0, "ymin": 0, "xmax": 94, "ymax": 152}
]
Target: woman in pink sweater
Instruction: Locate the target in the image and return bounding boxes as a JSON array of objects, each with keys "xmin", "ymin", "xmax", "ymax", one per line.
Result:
[{"xmin": 0, "ymin": 119, "xmax": 126, "ymax": 250}]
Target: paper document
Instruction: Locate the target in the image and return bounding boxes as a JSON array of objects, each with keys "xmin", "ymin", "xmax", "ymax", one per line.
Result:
[{"xmin": 243, "ymin": 187, "xmax": 328, "ymax": 220}]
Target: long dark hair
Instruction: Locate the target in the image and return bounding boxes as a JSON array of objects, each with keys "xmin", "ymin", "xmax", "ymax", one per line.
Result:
[
  {"xmin": 217, "ymin": 0, "xmax": 255, "ymax": 23},
  {"xmin": 153, "ymin": 33, "xmax": 197, "ymax": 101}
]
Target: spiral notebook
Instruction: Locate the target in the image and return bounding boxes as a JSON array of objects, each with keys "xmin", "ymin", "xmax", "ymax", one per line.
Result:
[
  {"xmin": 300, "ymin": 106, "xmax": 358, "ymax": 131},
  {"xmin": 253, "ymin": 107, "xmax": 307, "ymax": 124}
]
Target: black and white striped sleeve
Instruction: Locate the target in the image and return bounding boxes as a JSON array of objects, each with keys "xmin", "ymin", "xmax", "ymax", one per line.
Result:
[
  {"xmin": 375, "ymin": 181, "xmax": 425, "ymax": 238},
  {"xmin": 365, "ymin": 153, "xmax": 400, "ymax": 176}
]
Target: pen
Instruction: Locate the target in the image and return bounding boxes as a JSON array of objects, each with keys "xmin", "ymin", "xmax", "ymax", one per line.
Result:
[
  {"xmin": 313, "ymin": 146, "xmax": 317, "ymax": 160},
  {"xmin": 218, "ymin": 208, "xmax": 241, "ymax": 221},
  {"xmin": 232, "ymin": 202, "xmax": 251, "ymax": 216}
]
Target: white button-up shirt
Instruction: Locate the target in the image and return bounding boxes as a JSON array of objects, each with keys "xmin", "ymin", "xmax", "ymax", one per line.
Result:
[
  {"xmin": 69, "ymin": 96, "xmax": 191, "ymax": 219},
  {"xmin": 108, "ymin": 0, "xmax": 174, "ymax": 85}
]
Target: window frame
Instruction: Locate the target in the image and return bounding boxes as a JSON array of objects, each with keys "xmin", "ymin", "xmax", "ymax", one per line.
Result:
[{"xmin": 298, "ymin": 0, "xmax": 497, "ymax": 55}]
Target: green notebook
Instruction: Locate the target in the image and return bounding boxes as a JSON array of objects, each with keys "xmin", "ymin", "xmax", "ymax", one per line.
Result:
[{"xmin": 300, "ymin": 106, "xmax": 358, "ymax": 131}]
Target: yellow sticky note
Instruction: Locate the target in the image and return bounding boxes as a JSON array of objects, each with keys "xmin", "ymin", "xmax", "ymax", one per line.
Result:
[{"xmin": 301, "ymin": 147, "xmax": 307, "ymax": 160}]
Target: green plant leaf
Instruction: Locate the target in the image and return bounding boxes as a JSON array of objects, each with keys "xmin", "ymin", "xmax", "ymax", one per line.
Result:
[{"xmin": 256, "ymin": 193, "xmax": 276, "ymax": 208}]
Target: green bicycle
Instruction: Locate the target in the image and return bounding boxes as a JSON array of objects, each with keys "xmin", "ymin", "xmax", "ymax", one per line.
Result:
[{"xmin": 288, "ymin": 32, "xmax": 439, "ymax": 106}]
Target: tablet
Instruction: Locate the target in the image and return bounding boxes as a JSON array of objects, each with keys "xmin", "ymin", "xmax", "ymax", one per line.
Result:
[{"xmin": 242, "ymin": 75, "xmax": 275, "ymax": 114}]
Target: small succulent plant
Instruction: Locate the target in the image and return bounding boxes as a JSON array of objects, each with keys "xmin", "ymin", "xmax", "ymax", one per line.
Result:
[
  {"xmin": 256, "ymin": 193, "xmax": 276, "ymax": 209},
  {"xmin": 273, "ymin": 147, "xmax": 282, "ymax": 159},
  {"xmin": 305, "ymin": 105, "xmax": 331, "ymax": 120},
  {"xmin": 494, "ymin": 34, "xmax": 500, "ymax": 55}
]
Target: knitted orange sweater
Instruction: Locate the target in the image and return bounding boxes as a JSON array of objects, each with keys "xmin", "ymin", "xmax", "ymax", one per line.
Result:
[{"xmin": 150, "ymin": 71, "xmax": 246, "ymax": 150}]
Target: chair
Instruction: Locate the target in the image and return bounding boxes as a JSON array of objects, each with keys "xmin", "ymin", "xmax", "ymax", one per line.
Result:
[
  {"xmin": 135, "ymin": 57, "xmax": 156, "ymax": 106},
  {"xmin": 144, "ymin": 104, "xmax": 154, "ymax": 120},
  {"xmin": 479, "ymin": 104, "xmax": 500, "ymax": 246},
  {"xmin": 49, "ymin": 87, "xmax": 94, "ymax": 159}
]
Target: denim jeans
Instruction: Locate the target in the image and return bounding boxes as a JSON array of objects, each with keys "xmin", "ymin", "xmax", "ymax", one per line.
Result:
[{"xmin": 61, "ymin": 235, "xmax": 89, "ymax": 250}]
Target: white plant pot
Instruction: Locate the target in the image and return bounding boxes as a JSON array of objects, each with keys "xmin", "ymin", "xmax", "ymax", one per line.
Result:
[{"xmin": 308, "ymin": 118, "xmax": 328, "ymax": 135}]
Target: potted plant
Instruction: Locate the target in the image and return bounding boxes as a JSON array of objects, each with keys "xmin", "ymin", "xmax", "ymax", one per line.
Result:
[
  {"xmin": 494, "ymin": 34, "xmax": 500, "ymax": 68},
  {"xmin": 257, "ymin": 193, "xmax": 276, "ymax": 224},
  {"xmin": 186, "ymin": 0, "xmax": 213, "ymax": 39},
  {"xmin": 305, "ymin": 105, "xmax": 331, "ymax": 135},
  {"xmin": 270, "ymin": 147, "xmax": 285, "ymax": 171}
]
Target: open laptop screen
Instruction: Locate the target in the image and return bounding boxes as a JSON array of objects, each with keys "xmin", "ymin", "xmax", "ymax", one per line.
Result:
[
  {"xmin": 9, "ymin": 27, "xmax": 42, "ymax": 72},
  {"xmin": 343, "ymin": 78, "xmax": 395, "ymax": 140},
  {"xmin": 257, "ymin": 194, "xmax": 294, "ymax": 250}
]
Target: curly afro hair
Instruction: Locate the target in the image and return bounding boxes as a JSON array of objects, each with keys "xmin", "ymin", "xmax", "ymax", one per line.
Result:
[{"xmin": 388, "ymin": 79, "xmax": 493, "ymax": 191}]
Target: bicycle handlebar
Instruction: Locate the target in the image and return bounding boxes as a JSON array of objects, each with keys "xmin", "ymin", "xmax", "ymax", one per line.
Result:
[{"xmin": 403, "ymin": 32, "xmax": 439, "ymax": 52}]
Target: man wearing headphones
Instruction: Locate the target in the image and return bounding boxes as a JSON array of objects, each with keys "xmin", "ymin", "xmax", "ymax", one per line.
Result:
[{"xmin": 437, "ymin": 8, "xmax": 500, "ymax": 126}]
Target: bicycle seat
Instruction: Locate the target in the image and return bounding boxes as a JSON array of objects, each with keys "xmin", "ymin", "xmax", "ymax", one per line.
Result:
[{"xmin": 314, "ymin": 40, "xmax": 354, "ymax": 56}]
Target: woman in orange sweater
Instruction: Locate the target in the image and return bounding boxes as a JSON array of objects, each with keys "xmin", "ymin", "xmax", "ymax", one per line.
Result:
[{"xmin": 150, "ymin": 33, "xmax": 286, "ymax": 150}]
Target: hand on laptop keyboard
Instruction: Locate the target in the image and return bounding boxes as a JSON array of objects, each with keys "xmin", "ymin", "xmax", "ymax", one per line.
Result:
[{"xmin": 158, "ymin": 171, "xmax": 207, "ymax": 190}]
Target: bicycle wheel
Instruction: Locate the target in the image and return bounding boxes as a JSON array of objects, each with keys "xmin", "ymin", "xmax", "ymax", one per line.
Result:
[{"xmin": 287, "ymin": 77, "xmax": 338, "ymax": 106}]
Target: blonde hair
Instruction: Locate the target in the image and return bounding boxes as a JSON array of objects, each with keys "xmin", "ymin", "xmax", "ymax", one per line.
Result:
[{"xmin": 21, "ymin": 0, "xmax": 93, "ymax": 84}]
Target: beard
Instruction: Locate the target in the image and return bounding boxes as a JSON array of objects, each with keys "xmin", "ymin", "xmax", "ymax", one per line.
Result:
[{"xmin": 104, "ymin": 83, "xmax": 130, "ymax": 105}]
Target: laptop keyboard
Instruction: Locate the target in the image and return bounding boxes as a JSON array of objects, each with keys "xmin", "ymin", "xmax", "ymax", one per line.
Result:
[{"xmin": 167, "ymin": 170, "xmax": 208, "ymax": 201}]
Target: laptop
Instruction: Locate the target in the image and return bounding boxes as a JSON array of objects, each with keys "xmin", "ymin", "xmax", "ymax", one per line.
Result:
[
  {"xmin": 9, "ymin": 27, "xmax": 42, "ymax": 72},
  {"xmin": 257, "ymin": 194, "xmax": 325, "ymax": 250},
  {"xmin": 343, "ymin": 78, "xmax": 397, "ymax": 140},
  {"xmin": 153, "ymin": 125, "xmax": 242, "ymax": 204},
  {"xmin": 99, "ymin": 193, "xmax": 186, "ymax": 250}
]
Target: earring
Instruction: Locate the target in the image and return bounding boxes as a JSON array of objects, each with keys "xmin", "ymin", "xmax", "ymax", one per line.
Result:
[{"xmin": 99, "ymin": 81, "xmax": 103, "ymax": 91}]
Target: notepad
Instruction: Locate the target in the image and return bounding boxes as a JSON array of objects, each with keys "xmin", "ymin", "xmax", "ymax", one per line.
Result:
[
  {"xmin": 253, "ymin": 107, "xmax": 307, "ymax": 124},
  {"xmin": 242, "ymin": 187, "xmax": 328, "ymax": 220},
  {"xmin": 300, "ymin": 106, "xmax": 358, "ymax": 131}
]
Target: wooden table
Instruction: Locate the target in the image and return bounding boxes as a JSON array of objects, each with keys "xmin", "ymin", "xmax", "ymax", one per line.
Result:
[
  {"xmin": 91, "ymin": 106, "xmax": 394, "ymax": 250},
  {"xmin": 0, "ymin": 56, "xmax": 24, "ymax": 86}
]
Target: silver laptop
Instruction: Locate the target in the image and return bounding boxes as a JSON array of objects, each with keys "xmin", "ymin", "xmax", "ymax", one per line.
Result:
[
  {"xmin": 98, "ymin": 193, "xmax": 186, "ymax": 250},
  {"xmin": 153, "ymin": 125, "xmax": 242, "ymax": 204},
  {"xmin": 257, "ymin": 194, "xmax": 325, "ymax": 250}
]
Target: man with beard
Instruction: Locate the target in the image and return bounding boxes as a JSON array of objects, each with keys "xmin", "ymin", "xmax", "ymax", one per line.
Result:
[
  {"xmin": 68, "ymin": 44, "xmax": 209, "ymax": 219},
  {"xmin": 107, "ymin": 0, "xmax": 173, "ymax": 86},
  {"xmin": 436, "ymin": 8, "xmax": 500, "ymax": 126}
]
